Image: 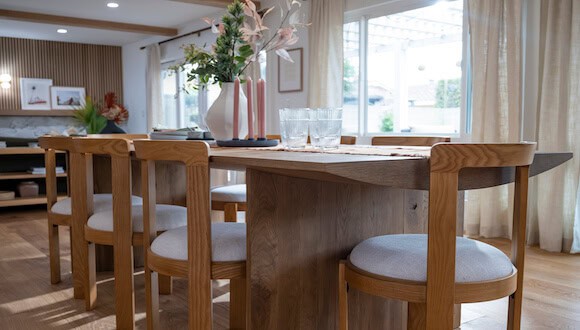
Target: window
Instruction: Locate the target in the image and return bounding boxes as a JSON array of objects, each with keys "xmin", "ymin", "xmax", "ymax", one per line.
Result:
[
  {"xmin": 161, "ymin": 63, "xmax": 221, "ymax": 129},
  {"xmin": 343, "ymin": 0, "xmax": 466, "ymax": 136}
]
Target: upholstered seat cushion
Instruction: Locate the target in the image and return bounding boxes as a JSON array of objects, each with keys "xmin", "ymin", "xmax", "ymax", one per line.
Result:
[
  {"xmin": 150, "ymin": 222, "xmax": 246, "ymax": 262},
  {"xmin": 51, "ymin": 194, "xmax": 143, "ymax": 215},
  {"xmin": 87, "ymin": 204, "xmax": 186, "ymax": 233},
  {"xmin": 349, "ymin": 234, "xmax": 514, "ymax": 283},
  {"xmin": 210, "ymin": 184, "xmax": 246, "ymax": 203}
]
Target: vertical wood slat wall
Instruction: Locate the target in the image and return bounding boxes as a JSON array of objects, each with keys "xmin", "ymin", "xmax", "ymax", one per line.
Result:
[{"xmin": 0, "ymin": 37, "xmax": 123, "ymax": 116}]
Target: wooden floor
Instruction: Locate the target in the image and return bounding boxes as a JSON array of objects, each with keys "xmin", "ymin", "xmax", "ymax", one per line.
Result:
[{"xmin": 0, "ymin": 207, "xmax": 578, "ymax": 329}]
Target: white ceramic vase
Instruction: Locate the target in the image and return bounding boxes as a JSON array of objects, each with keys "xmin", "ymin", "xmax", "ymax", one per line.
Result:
[{"xmin": 205, "ymin": 82, "xmax": 248, "ymax": 141}]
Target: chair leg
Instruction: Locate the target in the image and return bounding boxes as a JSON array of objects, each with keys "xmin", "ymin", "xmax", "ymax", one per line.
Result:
[
  {"xmin": 114, "ymin": 244, "xmax": 136, "ymax": 329},
  {"xmin": 84, "ymin": 242, "xmax": 97, "ymax": 310},
  {"xmin": 48, "ymin": 223, "xmax": 61, "ymax": 284},
  {"xmin": 339, "ymin": 261, "xmax": 348, "ymax": 330},
  {"xmin": 68, "ymin": 227, "xmax": 83, "ymax": 299},
  {"xmin": 159, "ymin": 274, "xmax": 173, "ymax": 295},
  {"xmin": 145, "ymin": 267, "xmax": 160, "ymax": 330},
  {"xmin": 230, "ymin": 278, "xmax": 246, "ymax": 329},
  {"xmin": 408, "ymin": 302, "xmax": 426, "ymax": 330},
  {"xmin": 507, "ymin": 287, "xmax": 523, "ymax": 330},
  {"xmin": 224, "ymin": 203, "xmax": 238, "ymax": 222}
]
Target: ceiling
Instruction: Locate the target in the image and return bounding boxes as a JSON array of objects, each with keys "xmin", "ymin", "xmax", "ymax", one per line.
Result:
[{"xmin": 0, "ymin": 0, "xmax": 221, "ymax": 46}]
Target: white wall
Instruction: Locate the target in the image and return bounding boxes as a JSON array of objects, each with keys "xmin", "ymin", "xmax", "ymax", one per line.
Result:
[{"xmin": 121, "ymin": 2, "xmax": 311, "ymax": 135}]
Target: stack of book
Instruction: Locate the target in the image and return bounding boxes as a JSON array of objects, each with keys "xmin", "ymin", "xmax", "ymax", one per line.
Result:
[{"xmin": 28, "ymin": 167, "xmax": 65, "ymax": 174}]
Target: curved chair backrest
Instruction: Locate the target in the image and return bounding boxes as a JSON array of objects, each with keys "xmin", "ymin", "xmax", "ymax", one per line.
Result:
[
  {"xmin": 371, "ymin": 136, "xmax": 450, "ymax": 146},
  {"xmin": 71, "ymin": 137, "xmax": 133, "ymax": 222},
  {"xmin": 87, "ymin": 134, "xmax": 149, "ymax": 140},
  {"xmin": 39, "ymin": 136, "xmax": 74, "ymax": 208},
  {"xmin": 133, "ymin": 139, "xmax": 212, "ymax": 323},
  {"xmin": 425, "ymin": 142, "xmax": 536, "ymax": 325}
]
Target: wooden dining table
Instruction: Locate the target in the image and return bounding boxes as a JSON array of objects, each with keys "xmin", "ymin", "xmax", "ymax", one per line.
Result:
[
  {"xmin": 207, "ymin": 147, "xmax": 571, "ymax": 329},
  {"xmin": 92, "ymin": 144, "xmax": 571, "ymax": 329}
]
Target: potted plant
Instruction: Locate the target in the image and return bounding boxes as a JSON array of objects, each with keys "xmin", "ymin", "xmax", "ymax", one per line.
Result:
[
  {"xmin": 174, "ymin": 0, "xmax": 306, "ymax": 140},
  {"xmin": 73, "ymin": 96, "xmax": 107, "ymax": 134}
]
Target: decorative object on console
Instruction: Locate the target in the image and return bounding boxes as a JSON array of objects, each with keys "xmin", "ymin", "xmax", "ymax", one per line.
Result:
[
  {"xmin": 17, "ymin": 181, "xmax": 39, "ymax": 197},
  {"xmin": 99, "ymin": 92, "xmax": 128, "ymax": 133},
  {"xmin": 50, "ymin": 86, "xmax": 86, "ymax": 110},
  {"xmin": 175, "ymin": 0, "xmax": 306, "ymax": 142},
  {"xmin": 20, "ymin": 78, "xmax": 53, "ymax": 110}
]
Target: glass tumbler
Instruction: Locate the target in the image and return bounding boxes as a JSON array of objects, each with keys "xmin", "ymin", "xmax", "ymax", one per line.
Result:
[
  {"xmin": 279, "ymin": 108, "xmax": 310, "ymax": 149},
  {"xmin": 309, "ymin": 108, "xmax": 343, "ymax": 149}
]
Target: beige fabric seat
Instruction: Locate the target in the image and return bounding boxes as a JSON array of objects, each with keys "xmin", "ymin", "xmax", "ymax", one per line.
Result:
[
  {"xmin": 87, "ymin": 204, "xmax": 186, "ymax": 232},
  {"xmin": 349, "ymin": 234, "xmax": 514, "ymax": 283},
  {"xmin": 210, "ymin": 184, "xmax": 246, "ymax": 203},
  {"xmin": 151, "ymin": 222, "xmax": 246, "ymax": 262},
  {"xmin": 51, "ymin": 194, "xmax": 143, "ymax": 215}
]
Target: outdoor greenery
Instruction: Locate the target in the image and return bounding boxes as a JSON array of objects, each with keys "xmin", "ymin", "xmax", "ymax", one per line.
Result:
[
  {"xmin": 381, "ymin": 112, "xmax": 394, "ymax": 132},
  {"xmin": 435, "ymin": 78, "xmax": 461, "ymax": 108}
]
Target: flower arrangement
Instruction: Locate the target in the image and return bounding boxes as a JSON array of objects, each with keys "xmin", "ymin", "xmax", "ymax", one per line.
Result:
[
  {"xmin": 177, "ymin": 0, "xmax": 306, "ymax": 88},
  {"xmin": 73, "ymin": 92, "xmax": 128, "ymax": 134},
  {"xmin": 100, "ymin": 92, "xmax": 129, "ymax": 124}
]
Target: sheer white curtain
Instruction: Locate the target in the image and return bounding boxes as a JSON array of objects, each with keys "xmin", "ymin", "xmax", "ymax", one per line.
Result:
[
  {"xmin": 527, "ymin": 0, "xmax": 580, "ymax": 253},
  {"xmin": 464, "ymin": 0, "xmax": 522, "ymax": 238},
  {"xmin": 308, "ymin": 0, "xmax": 344, "ymax": 108},
  {"xmin": 465, "ymin": 0, "xmax": 580, "ymax": 253},
  {"xmin": 146, "ymin": 44, "xmax": 162, "ymax": 131}
]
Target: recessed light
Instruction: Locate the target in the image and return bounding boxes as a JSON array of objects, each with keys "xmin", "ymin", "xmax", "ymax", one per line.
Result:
[
  {"xmin": 107, "ymin": 2, "xmax": 119, "ymax": 8},
  {"xmin": 57, "ymin": 29, "xmax": 68, "ymax": 34}
]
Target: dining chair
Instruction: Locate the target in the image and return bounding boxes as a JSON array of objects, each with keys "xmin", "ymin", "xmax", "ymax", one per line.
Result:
[
  {"xmin": 71, "ymin": 137, "xmax": 187, "ymax": 329},
  {"xmin": 211, "ymin": 135, "xmax": 357, "ymax": 223},
  {"xmin": 371, "ymin": 136, "xmax": 450, "ymax": 146},
  {"xmin": 39, "ymin": 136, "xmax": 142, "ymax": 296},
  {"xmin": 134, "ymin": 139, "xmax": 246, "ymax": 329},
  {"xmin": 339, "ymin": 142, "xmax": 536, "ymax": 329}
]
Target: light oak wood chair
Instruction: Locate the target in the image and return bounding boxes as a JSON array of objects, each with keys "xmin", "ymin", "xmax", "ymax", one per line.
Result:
[
  {"xmin": 339, "ymin": 142, "xmax": 536, "ymax": 329},
  {"xmin": 71, "ymin": 137, "xmax": 185, "ymax": 329},
  {"xmin": 39, "ymin": 136, "xmax": 76, "ymax": 287},
  {"xmin": 211, "ymin": 135, "xmax": 357, "ymax": 223},
  {"xmin": 371, "ymin": 136, "xmax": 450, "ymax": 146},
  {"xmin": 39, "ymin": 135, "xmax": 140, "ymax": 297},
  {"xmin": 134, "ymin": 139, "xmax": 246, "ymax": 329}
]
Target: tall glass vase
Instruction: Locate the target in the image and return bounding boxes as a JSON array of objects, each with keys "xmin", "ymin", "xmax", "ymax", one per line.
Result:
[{"xmin": 205, "ymin": 82, "xmax": 248, "ymax": 141}]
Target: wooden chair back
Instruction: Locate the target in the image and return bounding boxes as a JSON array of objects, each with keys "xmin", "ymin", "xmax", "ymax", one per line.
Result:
[
  {"xmin": 425, "ymin": 142, "xmax": 536, "ymax": 327},
  {"xmin": 133, "ymin": 140, "xmax": 212, "ymax": 327},
  {"xmin": 71, "ymin": 137, "xmax": 132, "ymax": 218},
  {"xmin": 39, "ymin": 136, "xmax": 74, "ymax": 209},
  {"xmin": 371, "ymin": 136, "xmax": 450, "ymax": 146},
  {"xmin": 265, "ymin": 134, "xmax": 356, "ymax": 145},
  {"xmin": 87, "ymin": 133, "xmax": 149, "ymax": 140}
]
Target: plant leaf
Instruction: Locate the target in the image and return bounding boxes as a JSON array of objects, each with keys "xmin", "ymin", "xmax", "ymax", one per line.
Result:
[{"xmin": 275, "ymin": 48, "xmax": 294, "ymax": 62}]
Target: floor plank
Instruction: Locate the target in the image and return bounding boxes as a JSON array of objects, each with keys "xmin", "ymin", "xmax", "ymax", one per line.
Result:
[{"xmin": 0, "ymin": 207, "xmax": 578, "ymax": 329}]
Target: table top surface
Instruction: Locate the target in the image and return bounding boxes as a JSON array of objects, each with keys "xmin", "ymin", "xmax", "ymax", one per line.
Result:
[{"xmin": 208, "ymin": 146, "xmax": 572, "ymax": 190}]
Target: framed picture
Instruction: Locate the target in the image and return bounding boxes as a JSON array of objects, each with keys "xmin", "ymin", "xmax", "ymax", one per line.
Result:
[
  {"xmin": 50, "ymin": 86, "xmax": 86, "ymax": 110},
  {"xmin": 278, "ymin": 48, "xmax": 303, "ymax": 93},
  {"xmin": 20, "ymin": 78, "xmax": 53, "ymax": 110}
]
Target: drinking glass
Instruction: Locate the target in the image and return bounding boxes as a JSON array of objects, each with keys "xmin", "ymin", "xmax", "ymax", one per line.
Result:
[
  {"xmin": 279, "ymin": 108, "xmax": 310, "ymax": 149},
  {"xmin": 309, "ymin": 108, "xmax": 343, "ymax": 149}
]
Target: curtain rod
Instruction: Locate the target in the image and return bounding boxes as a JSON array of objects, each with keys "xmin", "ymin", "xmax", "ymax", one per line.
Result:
[{"xmin": 140, "ymin": 26, "xmax": 212, "ymax": 50}]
